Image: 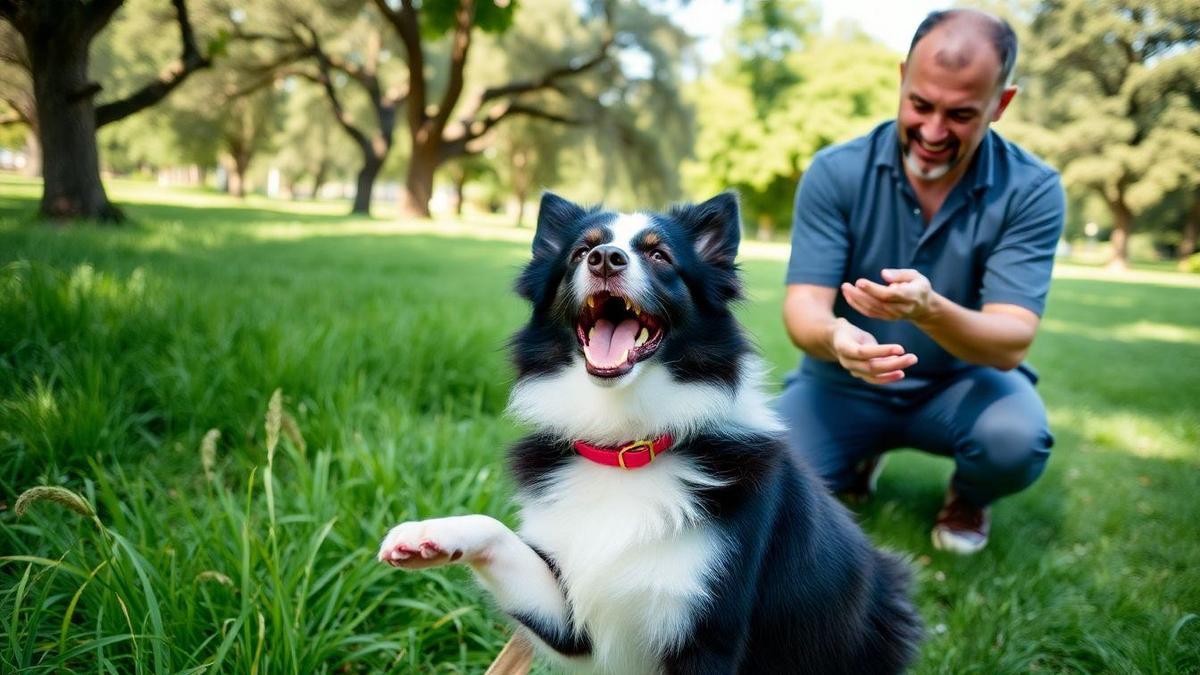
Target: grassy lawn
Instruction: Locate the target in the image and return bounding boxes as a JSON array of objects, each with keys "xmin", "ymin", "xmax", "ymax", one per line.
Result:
[{"xmin": 1, "ymin": 174, "xmax": 1198, "ymax": 673}]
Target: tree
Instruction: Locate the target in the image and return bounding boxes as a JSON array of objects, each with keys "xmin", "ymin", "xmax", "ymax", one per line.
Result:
[
  {"xmin": 372, "ymin": 0, "xmax": 610, "ymax": 218},
  {"xmin": 0, "ymin": 0, "xmax": 217, "ymax": 220},
  {"xmin": 271, "ymin": 81, "xmax": 357, "ymax": 199},
  {"xmin": 490, "ymin": 117, "xmax": 571, "ymax": 225},
  {"xmin": 684, "ymin": 5, "xmax": 898, "ymax": 239},
  {"xmin": 480, "ymin": 0, "xmax": 694, "ymax": 212},
  {"xmin": 236, "ymin": 0, "xmax": 691, "ymax": 218},
  {"xmin": 1012, "ymin": 0, "xmax": 1200, "ymax": 268}
]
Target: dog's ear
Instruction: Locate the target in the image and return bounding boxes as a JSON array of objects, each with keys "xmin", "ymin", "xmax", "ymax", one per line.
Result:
[
  {"xmin": 672, "ymin": 191, "xmax": 741, "ymax": 267},
  {"xmin": 533, "ymin": 192, "xmax": 586, "ymax": 258}
]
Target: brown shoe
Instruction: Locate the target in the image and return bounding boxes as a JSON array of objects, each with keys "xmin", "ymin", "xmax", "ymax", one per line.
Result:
[
  {"xmin": 839, "ymin": 454, "xmax": 886, "ymax": 504},
  {"xmin": 931, "ymin": 488, "xmax": 990, "ymax": 555}
]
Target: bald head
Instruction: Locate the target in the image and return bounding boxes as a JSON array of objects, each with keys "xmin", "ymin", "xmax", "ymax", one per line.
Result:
[{"xmin": 907, "ymin": 9, "xmax": 1018, "ymax": 90}]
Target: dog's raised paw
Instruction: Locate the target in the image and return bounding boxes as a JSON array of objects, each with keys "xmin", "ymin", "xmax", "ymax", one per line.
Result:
[{"xmin": 377, "ymin": 518, "xmax": 479, "ymax": 570}]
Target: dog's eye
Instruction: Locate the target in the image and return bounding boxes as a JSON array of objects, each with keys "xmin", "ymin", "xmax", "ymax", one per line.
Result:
[
  {"xmin": 649, "ymin": 249, "xmax": 671, "ymax": 264},
  {"xmin": 571, "ymin": 246, "xmax": 589, "ymax": 263}
]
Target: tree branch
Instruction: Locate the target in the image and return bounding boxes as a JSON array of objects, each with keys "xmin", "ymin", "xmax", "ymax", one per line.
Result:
[
  {"xmin": 479, "ymin": 38, "xmax": 612, "ymax": 105},
  {"xmin": 304, "ymin": 51, "xmax": 372, "ymax": 154},
  {"xmin": 374, "ymin": 0, "xmax": 426, "ymax": 126},
  {"xmin": 223, "ymin": 62, "xmax": 311, "ymax": 99},
  {"xmin": 444, "ymin": 101, "xmax": 582, "ymax": 161},
  {"xmin": 95, "ymin": 0, "xmax": 211, "ymax": 126},
  {"xmin": 432, "ymin": 0, "xmax": 475, "ymax": 128},
  {"xmin": 451, "ymin": 27, "xmax": 614, "ymax": 129}
]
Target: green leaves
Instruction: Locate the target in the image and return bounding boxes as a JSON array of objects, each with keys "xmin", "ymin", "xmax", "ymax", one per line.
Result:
[
  {"xmin": 684, "ymin": 30, "xmax": 899, "ymax": 232},
  {"xmin": 421, "ymin": 0, "xmax": 518, "ymax": 37},
  {"xmin": 1009, "ymin": 0, "xmax": 1200, "ymax": 262}
]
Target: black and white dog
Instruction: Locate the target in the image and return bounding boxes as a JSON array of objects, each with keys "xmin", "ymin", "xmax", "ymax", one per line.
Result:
[{"xmin": 378, "ymin": 192, "xmax": 922, "ymax": 673}]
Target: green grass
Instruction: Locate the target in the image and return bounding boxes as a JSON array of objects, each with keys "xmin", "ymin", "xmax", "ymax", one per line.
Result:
[{"xmin": 1, "ymin": 174, "xmax": 1198, "ymax": 673}]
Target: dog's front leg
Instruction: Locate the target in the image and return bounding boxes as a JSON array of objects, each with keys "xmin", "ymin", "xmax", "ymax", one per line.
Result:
[{"xmin": 377, "ymin": 515, "xmax": 589, "ymax": 656}]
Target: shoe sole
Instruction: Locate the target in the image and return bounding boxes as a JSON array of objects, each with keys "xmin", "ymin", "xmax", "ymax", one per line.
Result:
[{"xmin": 931, "ymin": 526, "xmax": 987, "ymax": 555}]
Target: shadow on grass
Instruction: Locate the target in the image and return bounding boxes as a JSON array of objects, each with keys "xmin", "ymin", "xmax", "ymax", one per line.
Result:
[{"xmin": 0, "ymin": 189, "xmax": 363, "ymax": 228}]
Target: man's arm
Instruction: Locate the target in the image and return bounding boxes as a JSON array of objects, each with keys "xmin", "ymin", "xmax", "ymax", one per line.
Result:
[
  {"xmin": 783, "ymin": 284, "xmax": 918, "ymax": 384},
  {"xmin": 841, "ymin": 269, "xmax": 1038, "ymax": 371},
  {"xmin": 916, "ymin": 299, "xmax": 1038, "ymax": 371}
]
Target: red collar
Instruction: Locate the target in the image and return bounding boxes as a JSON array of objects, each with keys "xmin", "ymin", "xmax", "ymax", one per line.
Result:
[{"xmin": 573, "ymin": 434, "xmax": 674, "ymax": 470}]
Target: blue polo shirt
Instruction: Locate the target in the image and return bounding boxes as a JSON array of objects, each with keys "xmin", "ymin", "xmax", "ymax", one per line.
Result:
[{"xmin": 785, "ymin": 120, "xmax": 1065, "ymax": 393}]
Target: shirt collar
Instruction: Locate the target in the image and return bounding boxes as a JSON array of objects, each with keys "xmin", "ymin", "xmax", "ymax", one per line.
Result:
[{"xmin": 876, "ymin": 121, "xmax": 997, "ymax": 197}]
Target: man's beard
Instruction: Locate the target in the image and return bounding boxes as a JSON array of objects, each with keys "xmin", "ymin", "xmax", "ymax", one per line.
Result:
[{"xmin": 901, "ymin": 128, "xmax": 962, "ymax": 182}]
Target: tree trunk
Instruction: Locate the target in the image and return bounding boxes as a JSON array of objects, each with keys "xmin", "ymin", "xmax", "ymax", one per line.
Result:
[
  {"xmin": 756, "ymin": 214, "xmax": 775, "ymax": 242},
  {"xmin": 311, "ymin": 159, "xmax": 329, "ymax": 200},
  {"xmin": 452, "ymin": 169, "xmax": 467, "ymax": 217},
  {"xmin": 27, "ymin": 30, "xmax": 119, "ymax": 220},
  {"xmin": 514, "ymin": 189, "xmax": 527, "ymax": 228},
  {"xmin": 1105, "ymin": 193, "xmax": 1133, "ymax": 270},
  {"xmin": 400, "ymin": 148, "xmax": 436, "ymax": 218},
  {"xmin": 352, "ymin": 156, "xmax": 383, "ymax": 215},
  {"xmin": 223, "ymin": 154, "xmax": 249, "ymax": 198},
  {"xmin": 1179, "ymin": 194, "xmax": 1199, "ymax": 258}
]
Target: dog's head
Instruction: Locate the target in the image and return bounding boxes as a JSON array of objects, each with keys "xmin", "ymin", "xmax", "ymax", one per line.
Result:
[{"xmin": 511, "ymin": 191, "xmax": 749, "ymax": 391}]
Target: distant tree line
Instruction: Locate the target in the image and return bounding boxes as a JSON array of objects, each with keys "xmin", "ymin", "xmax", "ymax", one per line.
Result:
[{"xmin": 0, "ymin": 0, "xmax": 1196, "ymax": 266}]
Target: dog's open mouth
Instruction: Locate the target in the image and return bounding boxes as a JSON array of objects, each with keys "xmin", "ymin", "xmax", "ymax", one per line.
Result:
[{"xmin": 576, "ymin": 291, "xmax": 664, "ymax": 378}]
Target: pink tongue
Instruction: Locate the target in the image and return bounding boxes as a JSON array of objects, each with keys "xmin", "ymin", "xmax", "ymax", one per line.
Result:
[{"xmin": 584, "ymin": 318, "xmax": 640, "ymax": 367}]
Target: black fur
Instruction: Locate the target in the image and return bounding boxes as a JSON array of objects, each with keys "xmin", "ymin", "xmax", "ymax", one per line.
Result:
[{"xmin": 505, "ymin": 192, "xmax": 922, "ymax": 672}]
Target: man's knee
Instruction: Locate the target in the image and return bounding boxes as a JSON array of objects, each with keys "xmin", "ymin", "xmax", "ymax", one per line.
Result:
[{"xmin": 963, "ymin": 411, "xmax": 1053, "ymax": 490}]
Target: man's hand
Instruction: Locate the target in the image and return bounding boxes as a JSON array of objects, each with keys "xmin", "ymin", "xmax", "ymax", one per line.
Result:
[
  {"xmin": 829, "ymin": 318, "xmax": 918, "ymax": 384},
  {"xmin": 841, "ymin": 268, "xmax": 933, "ymax": 321}
]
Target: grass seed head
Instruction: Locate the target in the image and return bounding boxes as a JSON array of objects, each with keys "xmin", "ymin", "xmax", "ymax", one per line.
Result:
[
  {"xmin": 195, "ymin": 570, "xmax": 234, "ymax": 588},
  {"xmin": 282, "ymin": 412, "xmax": 306, "ymax": 455},
  {"xmin": 200, "ymin": 428, "xmax": 221, "ymax": 483},
  {"xmin": 15, "ymin": 486, "xmax": 95, "ymax": 518}
]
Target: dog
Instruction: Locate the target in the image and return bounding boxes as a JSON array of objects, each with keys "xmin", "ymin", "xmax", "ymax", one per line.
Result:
[{"xmin": 377, "ymin": 192, "xmax": 922, "ymax": 673}]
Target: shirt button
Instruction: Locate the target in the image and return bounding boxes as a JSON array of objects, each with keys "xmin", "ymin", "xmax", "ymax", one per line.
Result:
[{"xmin": 912, "ymin": 208, "xmax": 920, "ymax": 215}]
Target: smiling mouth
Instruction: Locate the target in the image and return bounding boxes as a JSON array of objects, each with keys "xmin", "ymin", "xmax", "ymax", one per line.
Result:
[
  {"xmin": 912, "ymin": 136, "xmax": 957, "ymax": 157},
  {"xmin": 576, "ymin": 291, "xmax": 664, "ymax": 378}
]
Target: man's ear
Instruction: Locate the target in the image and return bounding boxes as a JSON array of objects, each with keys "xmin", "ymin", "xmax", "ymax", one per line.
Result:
[
  {"xmin": 671, "ymin": 191, "xmax": 742, "ymax": 266},
  {"xmin": 993, "ymin": 85, "xmax": 1018, "ymax": 122},
  {"xmin": 533, "ymin": 192, "xmax": 586, "ymax": 258}
]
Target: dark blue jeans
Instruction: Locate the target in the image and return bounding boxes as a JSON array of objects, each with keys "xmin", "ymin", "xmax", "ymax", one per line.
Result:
[{"xmin": 775, "ymin": 366, "xmax": 1053, "ymax": 507}]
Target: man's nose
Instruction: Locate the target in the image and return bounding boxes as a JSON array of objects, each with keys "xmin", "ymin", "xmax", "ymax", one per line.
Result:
[
  {"xmin": 587, "ymin": 244, "xmax": 628, "ymax": 278},
  {"xmin": 921, "ymin": 116, "xmax": 949, "ymax": 142}
]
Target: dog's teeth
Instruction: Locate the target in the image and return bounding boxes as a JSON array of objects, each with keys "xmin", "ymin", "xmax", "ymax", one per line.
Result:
[
  {"xmin": 587, "ymin": 296, "xmax": 594, "ymax": 308},
  {"xmin": 624, "ymin": 298, "xmax": 632, "ymax": 311},
  {"xmin": 588, "ymin": 326, "xmax": 596, "ymax": 344},
  {"xmin": 620, "ymin": 349, "xmax": 629, "ymax": 363},
  {"xmin": 635, "ymin": 328, "xmax": 648, "ymax": 347}
]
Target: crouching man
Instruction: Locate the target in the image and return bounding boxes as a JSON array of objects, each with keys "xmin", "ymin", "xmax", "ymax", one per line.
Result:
[{"xmin": 779, "ymin": 9, "xmax": 1065, "ymax": 554}]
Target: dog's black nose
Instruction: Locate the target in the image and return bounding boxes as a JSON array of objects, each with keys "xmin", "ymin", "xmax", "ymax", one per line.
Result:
[{"xmin": 587, "ymin": 245, "xmax": 627, "ymax": 278}]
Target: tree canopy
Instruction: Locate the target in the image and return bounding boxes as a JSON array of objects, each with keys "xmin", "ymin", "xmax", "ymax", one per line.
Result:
[
  {"xmin": 684, "ymin": 2, "xmax": 898, "ymax": 237},
  {"xmin": 1006, "ymin": 0, "xmax": 1200, "ymax": 266}
]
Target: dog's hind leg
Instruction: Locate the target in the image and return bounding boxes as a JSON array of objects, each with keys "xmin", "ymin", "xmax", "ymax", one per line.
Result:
[{"xmin": 378, "ymin": 515, "xmax": 589, "ymax": 656}]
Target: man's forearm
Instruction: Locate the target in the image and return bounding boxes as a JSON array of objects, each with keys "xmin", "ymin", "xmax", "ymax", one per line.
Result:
[
  {"xmin": 782, "ymin": 287, "xmax": 839, "ymax": 360},
  {"xmin": 912, "ymin": 293, "xmax": 1037, "ymax": 370},
  {"xmin": 786, "ymin": 313, "xmax": 842, "ymax": 361}
]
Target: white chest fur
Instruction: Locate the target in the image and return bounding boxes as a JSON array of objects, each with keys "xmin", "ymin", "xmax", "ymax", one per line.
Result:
[{"xmin": 518, "ymin": 456, "xmax": 728, "ymax": 675}]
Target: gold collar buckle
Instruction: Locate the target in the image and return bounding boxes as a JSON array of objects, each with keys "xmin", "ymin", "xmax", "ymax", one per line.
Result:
[{"xmin": 617, "ymin": 439, "xmax": 656, "ymax": 470}]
